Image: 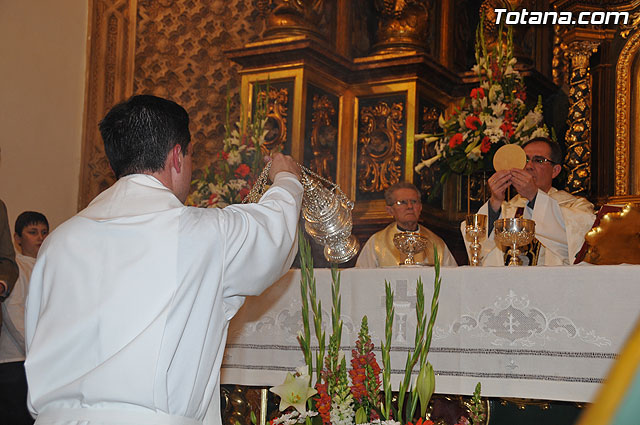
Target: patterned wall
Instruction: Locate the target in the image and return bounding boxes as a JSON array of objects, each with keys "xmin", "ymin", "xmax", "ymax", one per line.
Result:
[{"xmin": 134, "ymin": 0, "xmax": 266, "ymax": 174}]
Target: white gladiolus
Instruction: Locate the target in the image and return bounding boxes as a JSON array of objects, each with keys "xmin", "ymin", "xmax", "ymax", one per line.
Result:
[
  {"xmin": 227, "ymin": 150, "xmax": 242, "ymax": 166},
  {"xmin": 516, "ymin": 109, "xmax": 543, "ymax": 134},
  {"xmin": 529, "ymin": 126, "xmax": 549, "ymax": 139},
  {"xmin": 489, "ymin": 84, "xmax": 502, "ymax": 103},
  {"xmin": 504, "ymin": 64, "xmax": 515, "ymax": 76}
]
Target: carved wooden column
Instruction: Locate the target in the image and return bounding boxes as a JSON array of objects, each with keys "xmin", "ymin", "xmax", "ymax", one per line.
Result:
[
  {"xmin": 79, "ymin": 0, "xmax": 137, "ymax": 209},
  {"xmin": 563, "ymin": 40, "xmax": 599, "ymax": 197}
]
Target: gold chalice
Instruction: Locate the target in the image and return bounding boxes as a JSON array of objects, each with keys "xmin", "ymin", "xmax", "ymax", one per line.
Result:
[
  {"xmin": 464, "ymin": 214, "xmax": 487, "ymax": 266},
  {"xmin": 393, "ymin": 231, "xmax": 429, "ymax": 265},
  {"xmin": 493, "ymin": 218, "xmax": 536, "ymax": 266}
]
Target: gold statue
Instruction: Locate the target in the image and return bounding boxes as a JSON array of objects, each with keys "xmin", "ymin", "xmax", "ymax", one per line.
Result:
[{"xmin": 372, "ymin": 0, "xmax": 431, "ymax": 53}]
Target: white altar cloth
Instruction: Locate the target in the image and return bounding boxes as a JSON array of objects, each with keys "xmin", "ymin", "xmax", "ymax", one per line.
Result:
[{"xmin": 221, "ymin": 265, "xmax": 640, "ymax": 403}]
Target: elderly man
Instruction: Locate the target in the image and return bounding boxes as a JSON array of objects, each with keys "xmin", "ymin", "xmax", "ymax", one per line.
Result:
[
  {"xmin": 465, "ymin": 137, "xmax": 595, "ymax": 266},
  {"xmin": 356, "ymin": 182, "xmax": 458, "ymax": 267},
  {"xmin": 25, "ymin": 95, "xmax": 302, "ymax": 425}
]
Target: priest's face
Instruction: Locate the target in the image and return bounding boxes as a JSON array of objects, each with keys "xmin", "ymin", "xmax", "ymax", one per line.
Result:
[
  {"xmin": 386, "ymin": 188, "xmax": 422, "ymax": 231},
  {"xmin": 523, "ymin": 141, "xmax": 561, "ymax": 193}
]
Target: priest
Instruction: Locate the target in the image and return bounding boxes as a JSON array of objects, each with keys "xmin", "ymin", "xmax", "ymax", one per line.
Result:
[
  {"xmin": 24, "ymin": 95, "xmax": 303, "ymax": 425},
  {"xmin": 356, "ymin": 182, "xmax": 458, "ymax": 267},
  {"xmin": 463, "ymin": 137, "xmax": 595, "ymax": 266}
]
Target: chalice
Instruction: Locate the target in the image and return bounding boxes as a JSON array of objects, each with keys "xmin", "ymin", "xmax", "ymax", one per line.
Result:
[
  {"xmin": 464, "ymin": 214, "xmax": 487, "ymax": 266},
  {"xmin": 393, "ymin": 232, "xmax": 429, "ymax": 265},
  {"xmin": 493, "ymin": 218, "xmax": 536, "ymax": 266}
]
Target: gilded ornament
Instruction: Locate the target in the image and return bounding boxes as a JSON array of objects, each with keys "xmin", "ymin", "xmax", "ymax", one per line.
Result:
[
  {"xmin": 258, "ymin": 87, "xmax": 289, "ymax": 154},
  {"xmin": 259, "ymin": 0, "xmax": 330, "ymax": 41},
  {"xmin": 615, "ymin": 27, "xmax": 640, "ymax": 195},
  {"xmin": 310, "ymin": 95, "xmax": 337, "ymax": 180},
  {"xmin": 563, "ymin": 40, "xmax": 599, "ymax": 197},
  {"xmin": 372, "ymin": 0, "xmax": 432, "ymax": 53},
  {"xmin": 357, "ymin": 101, "xmax": 404, "ymax": 193},
  {"xmin": 584, "ymin": 204, "xmax": 640, "ymax": 265}
]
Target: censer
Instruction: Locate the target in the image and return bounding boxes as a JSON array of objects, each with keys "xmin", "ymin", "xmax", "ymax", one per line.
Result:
[{"xmin": 245, "ymin": 162, "xmax": 360, "ymax": 263}]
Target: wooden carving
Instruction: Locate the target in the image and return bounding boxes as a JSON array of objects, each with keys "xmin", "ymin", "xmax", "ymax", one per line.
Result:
[
  {"xmin": 357, "ymin": 101, "xmax": 404, "ymax": 194},
  {"xmin": 258, "ymin": 87, "xmax": 289, "ymax": 154},
  {"xmin": 81, "ymin": 0, "xmax": 265, "ymax": 207},
  {"xmin": 309, "ymin": 94, "xmax": 338, "ymax": 180},
  {"xmin": 79, "ymin": 0, "xmax": 137, "ymax": 209}
]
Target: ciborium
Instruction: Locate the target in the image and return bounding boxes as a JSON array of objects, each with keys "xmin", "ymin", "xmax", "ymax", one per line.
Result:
[
  {"xmin": 245, "ymin": 161, "xmax": 359, "ymax": 264},
  {"xmin": 393, "ymin": 232, "xmax": 429, "ymax": 265},
  {"xmin": 493, "ymin": 218, "xmax": 536, "ymax": 266},
  {"xmin": 464, "ymin": 214, "xmax": 487, "ymax": 266}
]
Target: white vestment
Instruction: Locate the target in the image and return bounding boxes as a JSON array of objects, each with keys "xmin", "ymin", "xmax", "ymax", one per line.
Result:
[
  {"xmin": 25, "ymin": 173, "xmax": 303, "ymax": 425},
  {"xmin": 461, "ymin": 188, "xmax": 595, "ymax": 266},
  {"xmin": 0, "ymin": 253, "xmax": 35, "ymax": 363},
  {"xmin": 356, "ymin": 222, "xmax": 458, "ymax": 267}
]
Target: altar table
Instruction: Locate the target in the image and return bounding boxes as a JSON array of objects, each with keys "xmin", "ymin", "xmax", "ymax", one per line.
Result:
[{"xmin": 221, "ymin": 264, "xmax": 640, "ymax": 403}]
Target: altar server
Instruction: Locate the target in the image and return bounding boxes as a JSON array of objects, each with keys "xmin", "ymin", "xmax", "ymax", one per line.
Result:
[
  {"xmin": 464, "ymin": 137, "xmax": 595, "ymax": 266},
  {"xmin": 24, "ymin": 95, "xmax": 302, "ymax": 425},
  {"xmin": 0, "ymin": 211, "xmax": 48, "ymax": 424},
  {"xmin": 356, "ymin": 181, "xmax": 458, "ymax": 267}
]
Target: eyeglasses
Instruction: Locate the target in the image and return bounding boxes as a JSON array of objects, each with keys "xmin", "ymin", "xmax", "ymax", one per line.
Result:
[
  {"xmin": 526, "ymin": 155, "xmax": 557, "ymax": 165},
  {"xmin": 392, "ymin": 199, "xmax": 420, "ymax": 207}
]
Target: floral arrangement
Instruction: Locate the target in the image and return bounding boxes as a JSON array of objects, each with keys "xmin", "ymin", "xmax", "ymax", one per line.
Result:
[
  {"xmin": 268, "ymin": 234, "xmax": 484, "ymax": 425},
  {"xmin": 186, "ymin": 92, "xmax": 269, "ymax": 208},
  {"xmin": 414, "ymin": 20, "xmax": 548, "ymax": 185}
]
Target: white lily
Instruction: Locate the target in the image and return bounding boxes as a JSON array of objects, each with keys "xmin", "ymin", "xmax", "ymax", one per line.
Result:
[
  {"xmin": 415, "ymin": 153, "xmax": 442, "ymax": 172},
  {"xmin": 414, "ymin": 134, "xmax": 441, "ymax": 144},
  {"xmin": 270, "ymin": 372, "xmax": 318, "ymax": 413}
]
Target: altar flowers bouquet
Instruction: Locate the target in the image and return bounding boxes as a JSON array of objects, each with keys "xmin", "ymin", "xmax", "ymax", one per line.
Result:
[
  {"xmin": 268, "ymin": 234, "xmax": 485, "ymax": 425},
  {"xmin": 414, "ymin": 20, "xmax": 548, "ymax": 185},
  {"xmin": 186, "ymin": 94, "xmax": 268, "ymax": 208}
]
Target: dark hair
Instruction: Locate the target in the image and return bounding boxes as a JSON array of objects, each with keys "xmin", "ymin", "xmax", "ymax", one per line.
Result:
[
  {"xmin": 384, "ymin": 182, "xmax": 421, "ymax": 206},
  {"xmin": 15, "ymin": 211, "xmax": 49, "ymax": 236},
  {"xmin": 523, "ymin": 137, "xmax": 563, "ymax": 164},
  {"xmin": 99, "ymin": 95, "xmax": 191, "ymax": 178}
]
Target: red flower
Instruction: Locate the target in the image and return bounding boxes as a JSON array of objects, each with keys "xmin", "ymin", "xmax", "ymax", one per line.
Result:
[
  {"xmin": 207, "ymin": 193, "xmax": 218, "ymax": 206},
  {"xmin": 407, "ymin": 419, "xmax": 434, "ymax": 425},
  {"xmin": 235, "ymin": 164, "xmax": 250, "ymax": 178},
  {"xmin": 504, "ymin": 109, "xmax": 515, "ymax": 123},
  {"xmin": 220, "ymin": 151, "xmax": 229, "ymax": 161},
  {"xmin": 465, "ymin": 115, "xmax": 482, "ymax": 131},
  {"xmin": 449, "ymin": 133, "xmax": 464, "ymax": 148},
  {"xmin": 490, "ymin": 59, "xmax": 501, "ymax": 79},
  {"xmin": 315, "ymin": 381, "xmax": 332, "ymax": 425},
  {"xmin": 480, "ymin": 136, "xmax": 491, "ymax": 154},
  {"xmin": 470, "ymin": 87, "xmax": 485, "ymax": 99},
  {"xmin": 516, "ymin": 89, "xmax": 527, "ymax": 102},
  {"xmin": 500, "ymin": 122, "xmax": 515, "ymax": 139}
]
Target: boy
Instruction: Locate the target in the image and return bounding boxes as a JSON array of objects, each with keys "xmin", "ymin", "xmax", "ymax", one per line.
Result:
[{"xmin": 0, "ymin": 211, "xmax": 48, "ymax": 424}]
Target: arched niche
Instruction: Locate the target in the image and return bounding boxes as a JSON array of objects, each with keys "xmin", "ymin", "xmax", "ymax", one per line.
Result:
[{"xmin": 614, "ymin": 26, "xmax": 640, "ymax": 202}]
